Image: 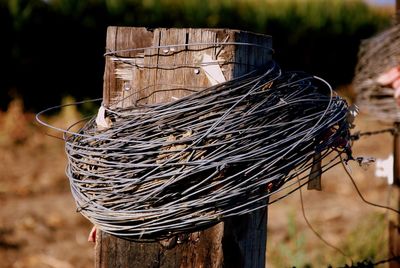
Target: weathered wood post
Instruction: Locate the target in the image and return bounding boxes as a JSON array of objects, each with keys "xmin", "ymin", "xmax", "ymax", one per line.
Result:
[
  {"xmin": 397, "ymin": 0, "xmax": 400, "ymax": 23},
  {"xmin": 393, "ymin": 124, "xmax": 400, "ymax": 188},
  {"xmin": 95, "ymin": 27, "xmax": 272, "ymax": 268},
  {"xmin": 390, "ymin": 122, "xmax": 400, "ymax": 267},
  {"xmin": 390, "ymin": 3, "xmax": 400, "ymax": 266}
]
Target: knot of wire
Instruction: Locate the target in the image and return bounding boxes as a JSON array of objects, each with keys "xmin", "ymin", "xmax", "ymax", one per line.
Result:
[
  {"xmin": 38, "ymin": 61, "xmax": 352, "ymax": 241},
  {"xmin": 353, "ymin": 24, "xmax": 400, "ymax": 122}
]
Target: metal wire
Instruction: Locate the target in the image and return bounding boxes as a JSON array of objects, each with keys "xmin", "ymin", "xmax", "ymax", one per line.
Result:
[
  {"xmin": 103, "ymin": 41, "xmax": 275, "ymax": 57},
  {"xmin": 353, "ymin": 24, "xmax": 400, "ymax": 123},
  {"xmin": 351, "ymin": 127, "xmax": 396, "ymax": 140},
  {"xmin": 37, "ymin": 60, "xmax": 352, "ymax": 241}
]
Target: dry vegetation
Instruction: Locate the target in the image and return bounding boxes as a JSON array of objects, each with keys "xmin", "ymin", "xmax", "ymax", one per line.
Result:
[
  {"xmin": 0, "ymin": 97, "xmax": 394, "ymax": 267},
  {"xmin": 0, "ymin": 99, "xmax": 93, "ymax": 268}
]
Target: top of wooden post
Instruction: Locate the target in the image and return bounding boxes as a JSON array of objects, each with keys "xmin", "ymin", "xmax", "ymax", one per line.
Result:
[{"xmin": 103, "ymin": 27, "xmax": 272, "ymax": 108}]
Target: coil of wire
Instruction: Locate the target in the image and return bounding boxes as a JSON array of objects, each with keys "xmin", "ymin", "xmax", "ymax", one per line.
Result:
[
  {"xmin": 353, "ymin": 24, "xmax": 400, "ymax": 122},
  {"xmin": 42, "ymin": 61, "xmax": 352, "ymax": 240}
]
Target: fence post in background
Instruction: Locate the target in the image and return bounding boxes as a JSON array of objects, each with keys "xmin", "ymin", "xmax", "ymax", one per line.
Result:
[
  {"xmin": 393, "ymin": 124, "xmax": 400, "ymax": 188},
  {"xmin": 391, "ymin": 2, "xmax": 400, "ymax": 265},
  {"xmin": 95, "ymin": 27, "xmax": 272, "ymax": 268},
  {"xmin": 390, "ymin": 123, "xmax": 400, "ymax": 268}
]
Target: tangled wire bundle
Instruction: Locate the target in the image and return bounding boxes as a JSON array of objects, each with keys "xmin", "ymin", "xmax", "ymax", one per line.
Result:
[
  {"xmin": 33, "ymin": 58, "xmax": 352, "ymax": 240},
  {"xmin": 51, "ymin": 61, "xmax": 352, "ymax": 240},
  {"xmin": 353, "ymin": 24, "xmax": 400, "ymax": 122}
]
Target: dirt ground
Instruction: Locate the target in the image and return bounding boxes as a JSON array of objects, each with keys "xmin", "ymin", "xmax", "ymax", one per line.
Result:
[
  {"xmin": 0, "ymin": 100, "xmax": 94, "ymax": 268},
  {"xmin": 0, "ymin": 99, "xmax": 395, "ymax": 268}
]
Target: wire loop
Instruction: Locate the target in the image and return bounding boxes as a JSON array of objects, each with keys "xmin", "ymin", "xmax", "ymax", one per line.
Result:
[{"xmin": 37, "ymin": 62, "xmax": 351, "ymax": 240}]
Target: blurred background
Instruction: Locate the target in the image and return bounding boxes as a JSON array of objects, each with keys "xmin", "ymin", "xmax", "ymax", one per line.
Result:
[{"xmin": 0, "ymin": 0, "xmax": 397, "ymax": 267}]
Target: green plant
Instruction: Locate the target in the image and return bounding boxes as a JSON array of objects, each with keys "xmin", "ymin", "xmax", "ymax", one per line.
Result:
[
  {"xmin": 269, "ymin": 211, "xmax": 311, "ymax": 268},
  {"xmin": 334, "ymin": 212, "xmax": 387, "ymax": 266}
]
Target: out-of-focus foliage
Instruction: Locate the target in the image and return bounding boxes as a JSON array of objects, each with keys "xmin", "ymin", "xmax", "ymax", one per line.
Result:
[{"xmin": 0, "ymin": 0, "xmax": 392, "ymax": 110}]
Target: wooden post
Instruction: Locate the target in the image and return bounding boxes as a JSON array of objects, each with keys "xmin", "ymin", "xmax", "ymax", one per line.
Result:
[
  {"xmin": 95, "ymin": 27, "xmax": 272, "ymax": 268},
  {"xmin": 390, "ymin": 123, "xmax": 400, "ymax": 267},
  {"xmin": 393, "ymin": 124, "xmax": 400, "ymax": 187},
  {"xmin": 389, "ymin": 2, "xmax": 400, "ymax": 265},
  {"xmin": 397, "ymin": 0, "xmax": 400, "ymax": 23}
]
